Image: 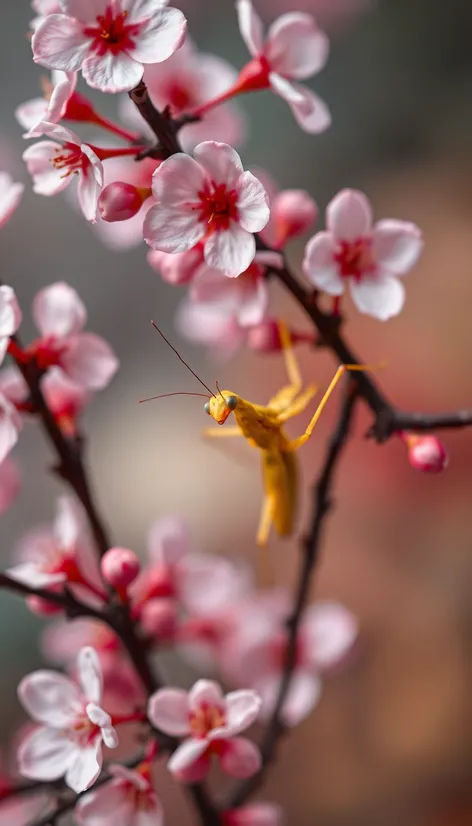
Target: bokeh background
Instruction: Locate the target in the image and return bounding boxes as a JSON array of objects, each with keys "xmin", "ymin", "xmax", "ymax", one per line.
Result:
[{"xmin": 2, "ymin": 1, "xmax": 472, "ymax": 824}]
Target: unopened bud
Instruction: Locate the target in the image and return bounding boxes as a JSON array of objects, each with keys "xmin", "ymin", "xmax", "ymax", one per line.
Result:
[
  {"xmin": 273, "ymin": 189, "xmax": 318, "ymax": 247},
  {"xmin": 402, "ymin": 433, "xmax": 449, "ymax": 474},
  {"xmin": 141, "ymin": 598, "xmax": 178, "ymax": 641},
  {"xmin": 98, "ymin": 182, "xmax": 145, "ymax": 222},
  {"xmin": 247, "ymin": 318, "xmax": 315, "ymax": 353},
  {"xmin": 101, "ymin": 547, "xmax": 140, "ymax": 588}
]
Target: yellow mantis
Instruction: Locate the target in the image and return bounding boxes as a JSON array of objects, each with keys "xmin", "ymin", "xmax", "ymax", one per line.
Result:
[{"xmin": 143, "ymin": 321, "xmax": 375, "ymax": 549}]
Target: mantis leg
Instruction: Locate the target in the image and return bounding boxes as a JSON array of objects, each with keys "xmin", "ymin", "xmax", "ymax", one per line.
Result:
[
  {"xmin": 279, "ymin": 319, "xmax": 302, "ymax": 392},
  {"xmin": 257, "ymin": 493, "xmax": 276, "ymax": 547},
  {"xmin": 277, "ymin": 383, "xmax": 318, "ymax": 423},
  {"xmin": 287, "ymin": 364, "xmax": 381, "ymax": 451},
  {"xmin": 202, "ymin": 427, "xmax": 243, "ymax": 439}
]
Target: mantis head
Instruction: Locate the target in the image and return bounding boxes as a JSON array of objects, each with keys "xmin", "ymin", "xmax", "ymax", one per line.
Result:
[{"xmin": 205, "ymin": 392, "xmax": 238, "ymax": 425}]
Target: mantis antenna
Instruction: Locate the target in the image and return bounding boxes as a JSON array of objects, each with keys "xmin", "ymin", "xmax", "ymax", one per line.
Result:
[
  {"xmin": 139, "ymin": 392, "xmax": 210, "ymax": 404},
  {"xmin": 150, "ymin": 320, "xmax": 216, "ymax": 398}
]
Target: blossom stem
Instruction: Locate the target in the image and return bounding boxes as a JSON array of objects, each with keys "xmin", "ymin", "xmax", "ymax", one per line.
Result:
[
  {"xmin": 93, "ymin": 145, "xmax": 148, "ymax": 161},
  {"xmin": 90, "ymin": 113, "xmax": 141, "ymax": 144},
  {"xmin": 112, "ymin": 712, "xmax": 148, "ymax": 726}
]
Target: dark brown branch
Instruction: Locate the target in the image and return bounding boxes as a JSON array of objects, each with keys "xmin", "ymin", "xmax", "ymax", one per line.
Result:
[
  {"xmin": 128, "ymin": 81, "xmax": 183, "ymax": 158},
  {"xmin": 0, "ymin": 573, "xmax": 105, "ymax": 620},
  {"xmin": 226, "ymin": 383, "xmax": 359, "ymax": 809}
]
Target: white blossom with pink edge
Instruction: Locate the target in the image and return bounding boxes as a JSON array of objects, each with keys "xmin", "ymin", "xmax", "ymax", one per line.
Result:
[
  {"xmin": 75, "ymin": 763, "xmax": 162, "ymax": 826},
  {"xmin": 303, "ymin": 189, "xmax": 424, "ymax": 321},
  {"xmin": 223, "ymin": 594, "xmax": 357, "ymax": 727},
  {"xmin": 0, "ymin": 286, "xmax": 22, "ymax": 367},
  {"xmin": 0, "ymin": 393, "xmax": 22, "ymax": 465},
  {"xmin": 223, "ymin": 802, "xmax": 284, "ymax": 826},
  {"xmin": 28, "ymin": 281, "xmax": 118, "ymax": 390},
  {"xmin": 16, "ymin": 71, "xmax": 77, "ymax": 139},
  {"xmin": 32, "ymin": 0, "xmax": 187, "ymax": 94},
  {"xmin": 236, "ymin": 0, "xmax": 330, "ymax": 133},
  {"xmin": 119, "ymin": 38, "xmax": 246, "ymax": 151},
  {"xmin": 148, "ymin": 679, "xmax": 262, "ymax": 781},
  {"xmin": 18, "ymin": 647, "xmax": 118, "ymax": 793},
  {"xmin": 7, "ymin": 495, "xmax": 102, "ymax": 595},
  {"xmin": 143, "ymin": 141, "xmax": 270, "ymax": 278},
  {"xmin": 23, "ymin": 122, "xmax": 104, "ymax": 222},
  {"xmin": 0, "ymin": 174, "xmax": 24, "ymax": 230},
  {"xmin": 0, "ymin": 458, "xmax": 20, "ymax": 516}
]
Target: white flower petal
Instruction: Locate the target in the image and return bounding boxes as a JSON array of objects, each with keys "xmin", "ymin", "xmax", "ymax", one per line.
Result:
[
  {"xmin": 18, "ymin": 671, "xmax": 82, "ymax": 725},
  {"xmin": 151, "ymin": 153, "xmax": 207, "ymax": 205},
  {"xmin": 194, "ymin": 141, "xmax": 244, "ymax": 189},
  {"xmin": 82, "ymin": 52, "xmax": 143, "ymax": 94},
  {"xmin": 0, "ymin": 285, "xmax": 22, "ymax": 337},
  {"xmin": 303, "ymin": 231, "xmax": 344, "ymax": 295},
  {"xmin": 219, "ymin": 737, "xmax": 262, "ymax": 778},
  {"xmin": 129, "ymin": 6, "xmax": 187, "ymax": 64},
  {"xmin": 65, "ymin": 740, "xmax": 102, "ymax": 793},
  {"xmin": 6, "ymin": 562, "xmax": 66, "ymax": 589},
  {"xmin": 60, "ymin": 333, "xmax": 119, "ymax": 390},
  {"xmin": 236, "ymin": 171, "xmax": 270, "ymax": 233},
  {"xmin": 77, "ymin": 145, "xmax": 103, "ymax": 222},
  {"xmin": 189, "ymin": 680, "xmax": 224, "ymax": 711},
  {"xmin": 32, "ymin": 14, "xmax": 90, "ymax": 72},
  {"xmin": 15, "ymin": 98, "xmax": 49, "ymax": 133},
  {"xmin": 266, "ymin": 13, "xmax": 329, "ymax": 80},
  {"xmin": 167, "ymin": 739, "xmax": 208, "ymax": 774},
  {"xmin": 303, "ymin": 602, "xmax": 357, "ymax": 670},
  {"xmin": 204, "ymin": 224, "xmax": 256, "ymax": 278},
  {"xmin": 147, "ymin": 688, "xmax": 190, "ymax": 736},
  {"xmin": 78, "ymin": 647, "xmax": 102, "ymax": 704},
  {"xmin": 0, "ymin": 176, "xmax": 24, "ymax": 229},
  {"xmin": 350, "ymin": 273, "xmax": 405, "ymax": 321},
  {"xmin": 22, "ymin": 140, "xmax": 70, "ymax": 197},
  {"xmin": 143, "ymin": 204, "xmax": 204, "ymax": 254},
  {"xmin": 269, "ymin": 74, "xmax": 331, "ymax": 134},
  {"xmin": 372, "ymin": 219, "xmax": 423, "ymax": 274},
  {"xmin": 18, "ymin": 727, "xmax": 76, "ymax": 781},
  {"xmin": 327, "ymin": 189, "xmax": 373, "ymax": 241},
  {"xmin": 32, "ymin": 282, "xmax": 86, "ymax": 338},
  {"xmin": 219, "ymin": 690, "xmax": 262, "ymax": 736},
  {"xmin": 236, "ymin": 0, "xmax": 264, "ymax": 56},
  {"xmin": 281, "ymin": 672, "xmax": 322, "ymax": 727},
  {"xmin": 147, "ymin": 516, "xmax": 190, "ymax": 565}
]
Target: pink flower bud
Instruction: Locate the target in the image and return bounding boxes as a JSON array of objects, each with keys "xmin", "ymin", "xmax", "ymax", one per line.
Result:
[
  {"xmin": 27, "ymin": 595, "xmax": 63, "ymax": 616},
  {"xmin": 402, "ymin": 433, "xmax": 449, "ymax": 473},
  {"xmin": 98, "ymin": 182, "xmax": 145, "ymax": 222},
  {"xmin": 247, "ymin": 318, "xmax": 315, "ymax": 353},
  {"xmin": 273, "ymin": 190, "xmax": 318, "ymax": 247},
  {"xmin": 101, "ymin": 547, "xmax": 140, "ymax": 588},
  {"xmin": 141, "ymin": 598, "xmax": 178, "ymax": 641},
  {"xmin": 223, "ymin": 803, "xmax": 284, "ymax": 826}
]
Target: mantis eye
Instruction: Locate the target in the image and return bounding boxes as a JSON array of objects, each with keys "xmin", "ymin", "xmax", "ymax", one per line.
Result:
[
  {"xmin": 225, "ymin": 395, "xmax": 237, "ymax": 410},
  {"xmin": 204, "ymin": 401, "xmax": 211, "ymax": 415}
]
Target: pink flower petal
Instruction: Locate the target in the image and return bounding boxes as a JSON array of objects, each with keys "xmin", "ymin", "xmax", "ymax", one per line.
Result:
[
  {"xmin": 18, "ymin": 671, "xmax": 82, "ymax": 725},
  {"xmin": 147, "ymin": 516, "xmax": 190, "ymax": 565},
  {"xmin": 143, "ymin": 204, "xmax": 204, "ymax": 254},
  {"xmin": 194, "ymin": 141, "xmax": 244, "ymax": 189},
  {"xmin": 216, "ymin": 690, "xmax": 261, "ymax": 737},
  {"xmin": 0, "ymin": 458, "xmax": 20, "ymax": 515},
  {"xmin": 6, "ymin": 562, "xmax": 66, "ymax": 589},
  {"xmin": 0, "ymin": 175, "xmax": 24, "ymax": 230},
  {"xmin": 22, "ymin": 140, "xmax": 71, "ymax": 196},
  {"xmin": 33, "ymin": 282, "xmax": 86, "ymax": 338},
  {"xmin": 262, "ymin": 671, "xmax": 321, "ymax": 727},
  {"xmin": 77, "ymin": 145, "xmax": 104, "ymax": 222},
  {"xmin": 204, "ymin": 223, "xmax": 256, "ymax": 278},
  {"xmin": 268, "ymin": 74, "xmax": 331, "ymax": 133},
  {"xmin": 18, "ymin": 726, "xmax": 76, "ymax": 781},
  {"xmin": 266, "ymin": 13, "xmax": 329, "ymax": 80},
  {"xmin": 236, "ymin": 171, "xmax": 270, "ymax": 233},
  {"xmin": 151, "ymin": 153, "xmax": 206, "ymax": 206},
  {"xmin": 16, "ymin": 98, "xmax": 49, "ymax": 133},
  {"xmin": 0, "ymin": 285, "xmax": 22, "ymax": 338},
  {"xmin": 170, "ymin": 751, "xmax": 211, "ymax": 783},
  {"xmin": 350, "ymin": 273, "xmax": 405, "ymax": 320},
  {"xmin": 372, "ymin": 219, "xmax": 423, "ymax": 274},
  {"xmin": 65, "ymin": 740, "xmax": 102, "ymax": 793},
  {"xmin": 189, "ymin": 679, "xmax": 224, "ymax": 710},
  {"xmin": 37, "ymin": 121, "xmax": 81, "ymax": 144},
  {"xmin": 54, "ymin": 494, "xmax": 81, "ymax": 549},
  {"xmin": 61, "ymin": 0, "xmax": 109, "ymax": 21},
  {"xmin": 81, "ymin": 51, "xmax": 144, "ymax": 94},
  {"xmin": 78, "ymin": 647, "xmax": 102, "ymax": 704},
  {"xmin": 148, "ymin": 248, "xmax": 204, "ymax": 285},
  {"xmin": 326, "ymin": 189, "xmax": 373, "ymax": 241},
  {"xmin": 219, "ymin": 737, "xmax": 261, "ymax": 778},
  {"xmin": 303, "ymin": 602, "xmax": 357, "ymax": 670},
  {"xmin": 0, "ymin": 394, "xmax": 21, "ymax": 464},
  {"xmin": 147, "ymin": 688, "xmax": 190, "ymax": 736},
  {"xmin": 236, "ymin": 0, "xmax": 264, "ymax": 56},
  {"xmin": 109, "ymin": 763, "xmax": 150, "ymax": 790},
  {"xmin": 226, "ymin": 803, "xmax": 284, "ymax": 826},
  {"xmin": 129, "ymin": 6, "xmax": 187, "ymax": 64},
  {"xmin": 60, "ymin": 332, "xmax": 119, "ymax": 390},
  {"xmin": 303, "ymin": 231, "xmax": 344, "ymax": 295},
  {"xmin": 75, "ymin": 781, "xmax": 134, "ymax": 824},
  {"xmin": 32, "ymin": 14, "xmax": 90, "ymax": 72},
  {"xmin": 167, "ymin": 738, "xmax": 209, "ymax": 774},
  {"xmin": 47, "ymin": 70, "xmax": 77, "ymax": 124}
]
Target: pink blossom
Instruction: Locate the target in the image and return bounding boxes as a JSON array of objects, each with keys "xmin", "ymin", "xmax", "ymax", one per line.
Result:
[
  {"xmin": 260, "ymin": 187, "xmax": 318, "ymax": 249},
  {"xmin": 75, "ymin": 763, "xmax": 162, "ymax": 826},
  {"xmin": 223, "ymin": 595, "xmax": 357, "ymax": 727},
  {"xmin": 0, "ymin": 174, "xmax": 24, "ymax": 230},
  {"xmin": 235, "ymin": 0, "xmax": 330, "ymax": 133},
  {"xmin": 18, "ymin": 647, "xmax": 118, "ymax": 793},
  {"xmin": 7, "ymin": 495, "xmax": 102, "ymax": 594},
  {"xmin": 176, "ymin": 300, "xmax": 247, "ymax": 360},
  {"xmin": 0, "ymin": 393, "xmax": 22, "ymax": 465},
  {"xmin": 223, "ymin": 803, "xmax": 284, "ymax": 826},
  {"xmin": 32, "ymin": 0, "xmax": 187, "ymax": 94},
  {"xmin": 28, "ymin": 281, "xmax": 118, "ymax": 390},
  {"xmin": 0, "ymin": 458, "xmax": 21, "ymax": 516},
  {"xmin": 147, "ymin": 245, "xmax": 204, "ymax": 285},
  {"xmin": 303, "ymin": 189, "xmax": 424, "ymax": 320},
  {"xmin": 30, "ymin": 0, "xmax": 62, "ymax": 30},
  {"xmin": 402, "ymin": 433, "xmax": 449, "ymax": 474},
  {"xmin": 120, "ymin": 38, "xmax": 245, "ymax": 150},
  {"xmin": 23, "ymin": 122, "xmax": 104, "ymax": 222},
  {"xmin": 0, "ymin": 285, "xmax": 22, "ymax": 367},
  {"xmin": 130, "ymin": 515, "xmax": 191, "ymax": 608},
  {"xmin": 148, "ymin": 679, "xmax": 261, "ymax": 781},
  {"xmin": 101, "ymin": 547, "xmax": 140, "ymax": 588},
  {"xmin": 16, "ymin": 71, "xmax": 77, "ymax": 138},
  {"xmin": 143, "ymin": 141, "xmax": 270, "ymax": 277}
]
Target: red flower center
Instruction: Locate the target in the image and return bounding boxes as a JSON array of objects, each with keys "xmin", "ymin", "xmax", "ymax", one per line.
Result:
[
  {"xmin": 51, "ymin": 145, "xmax": 84, "ymax": 178},
  {"xmin": 334, "ymin": 238, "xmax": 375, "ymax": 281},
  {"xmin": 165, "ymin": 82, "xmax": 193, "ymax": 113},
  {"xmin": 189, "ymin": 702, "xmax": 226, "ymax": 738},
  {"xmin": 197, "ymin": 183, "xmax": 239, "ymax": 232},
  {"xmin": 84, "ymin": 6, "xmax": 141, "ymax": 56}
]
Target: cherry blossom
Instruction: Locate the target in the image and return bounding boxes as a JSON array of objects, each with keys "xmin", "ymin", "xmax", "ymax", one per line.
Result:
[
  {"xmin": 0, "ymin": 458, "xmax": 21, "ymax": 516},
  {"xmin": 120, "ymin": 38, "xmax": 246, "ymax": 150},
  {"xmin": 148, "ymin": 679, "xmax": 262, "ymax": 781},
  {"xmin": 0, "ymin": 285, "xmax": 22, "ymax": 367},
  {"xmin": 147, "ymin": 245, "xmax": 204, "ymax": 285},
  {"xmin": 23, "ymin": 122, "xmax": 104, "ymax": 221},
  {"xmin": 176, "ymin": 300, "xmax": 247, "ymax": 360},
  {"xmin": 7, "ymin": 495, "xmax": 103, "ymax": 597},
  {"xmin": 223, "ymin": 595, "xmax": 357, "ymax": 727},
  {"xmin": 18, "ymin": 647, "xmax": 118, "ymax": 793},
  {"xmin": 223, "ymin": 803, "xmax": 284, "ymax": 826},
  {"xmin": 16, "ymin": 71, "xmax": 77, "ymax": 139},
  {"xmin": 259, "ymin": 185, "xmax": 318, "ymax": 249},
  {"xmin": 30, "ymin": 0, "xmax": 62, "ymax": 30},
  {"xmin": 75, "ymin": 763, "xmax": 162, "ymax": 826},
  {"xmin": 130, "ymin": 515, "xmax": 191, "ymax": 608},
  {"xmin": 143, "ymin": 141, "xmax": 270, "ymax": 278},
  {"xmin": 25, "ymin": 281, "xmax": 118, "ymax": 390},
  {"xmin": 0, "ymin": 393, "xmax": 22, "ymax": 465},
  {"xmin": 32, "ymin": 0, "xmax": 187, "ymax": 94},
  {"xmin": 0, "ymin": 174, "xmax": 24, "ymax": 231},
  {"xmin": 303, "ymin": 189, "xmax": 424, "ymax": 320}
]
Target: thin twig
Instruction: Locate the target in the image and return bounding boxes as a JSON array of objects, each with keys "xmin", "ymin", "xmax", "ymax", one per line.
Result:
[
  {"xmin": 128, "ymin": 81, "xmax": 183, "ymax": 158},
  {"xmin": 226, "ymin": 382, "xmax": 359, "ymax": 809}
]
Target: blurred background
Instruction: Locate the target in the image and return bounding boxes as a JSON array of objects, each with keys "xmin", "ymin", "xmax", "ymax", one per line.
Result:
[{"xmin": 2, "ymin": 1, "xmax": 472, "ymax": 824}]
